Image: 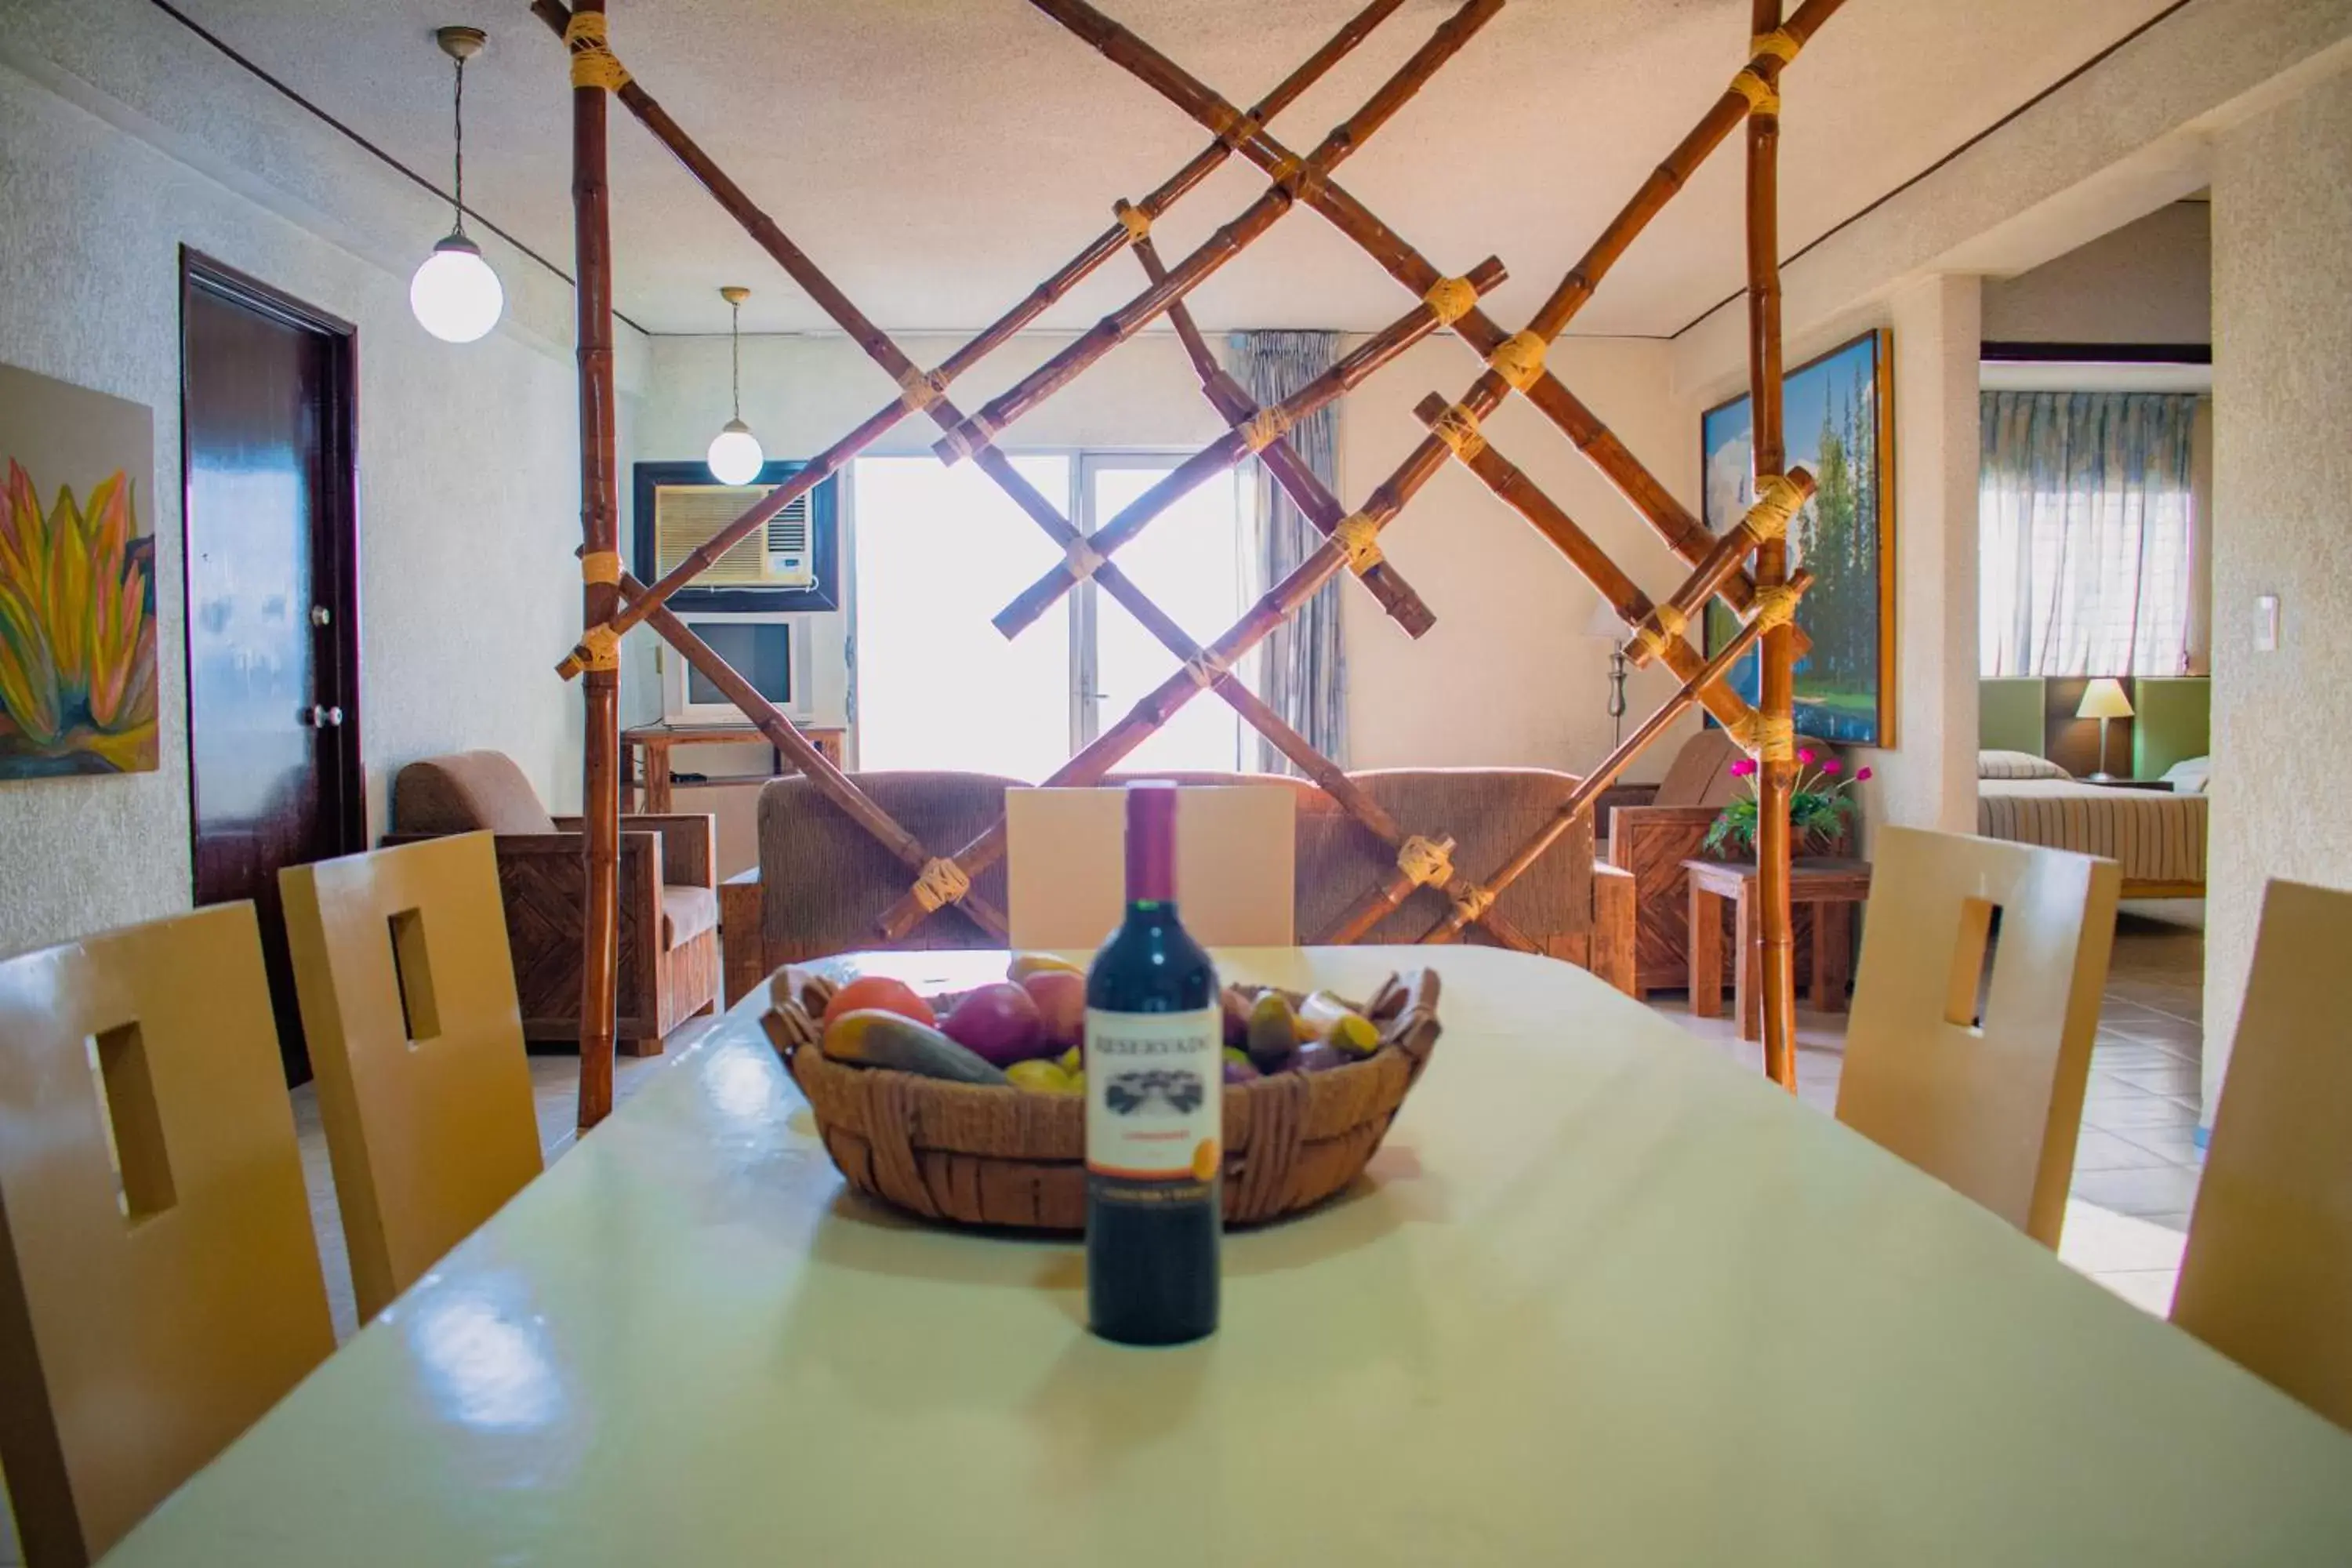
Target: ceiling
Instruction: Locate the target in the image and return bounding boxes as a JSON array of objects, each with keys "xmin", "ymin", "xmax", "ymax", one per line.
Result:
[{"xmin": 173, "ymin": 0, "xmax": 2183, "ymax": 336}]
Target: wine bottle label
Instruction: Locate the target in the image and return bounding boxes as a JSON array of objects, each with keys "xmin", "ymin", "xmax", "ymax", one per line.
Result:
[{"xmin": 1084, "ymin": 1007, "xmax": 1221, "ymax": 1184}]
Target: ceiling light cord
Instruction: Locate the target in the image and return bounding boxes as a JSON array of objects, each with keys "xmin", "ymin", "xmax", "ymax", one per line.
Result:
[
  {"xmin": 731, "ymin": 295, "xmax": 744, "ymax": 420},
  {"xmin": 451, "ymin": 50, "xmax": 468, "ymax": 235}
]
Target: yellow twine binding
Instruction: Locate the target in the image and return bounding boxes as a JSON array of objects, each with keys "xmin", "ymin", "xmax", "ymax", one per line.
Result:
[
  {"xmin": 1183, "ymin": 651, "xmax": 1229, "ymax": 690},
  {"xmin": 1731, "ymin": 68, "xmax": 1780, "ymax": 116},
  {"xmin": 1062, "ymin": 535, "xmax": 1105, "ymax": 581},
  {"xmin": 910, "ymin": 858, "xmax": 972, "ymax": 914},
  {"xmin": 571, "ymin": 622, "xmax": 620, "ymax": 673},
  {"xmin": 1487, "ymin": 331, "xmax": 1547, "ymax": 392},
  {"xmin": 1741, "ymin": 472, "xmax": 1806, "ymax": 543},
  {"xmin": 1746, "ymin": 583, "xmax": 1804, "ymax": 632},
  {"xmin": 1396, "ymin": 835, "xmax": 1455, "ymax": 889},
  {"xmin": 1725, "ymin": 710, "xmax": 1797, "ymax": 761},
  {"xmin": 1626, "ymin": 603, "xmax": 1690, "ymax": 664},
  {"xmin": 1239, "ymin": 406, "xmax": 1294, "ymax": 453},
  {"xmin": 1114, "ymin": 201, "xmax": 1151, "ymax": 243},
  {"xmin": 1430, "ymin": 404, "xmax": 1486, "ymax": 463},
  {"xmin": 565, "ymin": 13, "xmax": 632, "ymax": 92},
  {"xmin": 936, "ymin": 412, "xmax": 998, "ymax": 466},
  {"xmin": 1421, "ymin": 276, "xmax": 1479, "ymax": 327},
  {"xmin": 580, "ymin": 550, "xmax": 621, "ymax": 586},
  {"xmin": 896, "ymin": 365, "xmax": 949, "ymax": 414},
  {"xmin": 1330, "ymin": 512, "xmax": 1384, "ymax": 575},
  {"xmin": 1751, "ymin": 27, "xmax": 1802, "ymax": 63},
  {"xmin": 1451, "ymin": 885, "xmax": 1497, "ymax": 924}
]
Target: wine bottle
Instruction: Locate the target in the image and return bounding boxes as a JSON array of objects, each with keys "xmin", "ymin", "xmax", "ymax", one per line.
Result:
[{"xmin": 1084, "ymin": 782, "xmax": 1221, "ymax": 1345}]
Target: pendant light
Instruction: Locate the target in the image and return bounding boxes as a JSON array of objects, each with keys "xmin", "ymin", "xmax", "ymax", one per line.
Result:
[
  {"xmin": 706, "ymin": 286, "xmax": 766, "ymax": 485},
  {"xmin": 409, "ymin": 25, "xmax": 506, "ymax": 344}
]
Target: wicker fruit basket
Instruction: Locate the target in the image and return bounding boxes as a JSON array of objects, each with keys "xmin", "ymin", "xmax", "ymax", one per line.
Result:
[{"xmin": 762, "ymin": 967, "xmax": 1442, "ymax": 1232}]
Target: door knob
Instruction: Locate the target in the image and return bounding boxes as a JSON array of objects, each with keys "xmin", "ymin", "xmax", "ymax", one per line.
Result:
[{"xmin": 305, "ymin": 705, "xmax": 345, "ymax": 728}]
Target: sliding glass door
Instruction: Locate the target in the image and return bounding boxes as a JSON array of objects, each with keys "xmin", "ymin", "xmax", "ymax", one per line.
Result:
[{"xmin": 852, "ymin": 452, "xmax": 1248, "ymax": 780}]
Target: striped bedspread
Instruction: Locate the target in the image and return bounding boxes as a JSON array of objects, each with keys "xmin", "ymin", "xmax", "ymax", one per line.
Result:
[{"xmin": 1977, "ymin": 779, "xmax": 2206, "ymax": 887}]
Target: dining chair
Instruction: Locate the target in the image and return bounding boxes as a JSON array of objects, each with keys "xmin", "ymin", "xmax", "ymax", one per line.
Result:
[
  {"xmin": 1835, "ymin": 826, "xmax": 2122, "ymax": 1247},
  {"xmin": 280, "ymin": 832, "xmax": 543, "ymax": 1324},
  {"xmin": 2170, "ymin": 879, "xmax": 2352, "ymax": 1431},
  {"xmin": 1005, "ymin": 784, "xmax": 1297, "ymax": 948},
  {"xmin": 0, "ymin": 903, "xmax": 335, "ymax": 1566}
]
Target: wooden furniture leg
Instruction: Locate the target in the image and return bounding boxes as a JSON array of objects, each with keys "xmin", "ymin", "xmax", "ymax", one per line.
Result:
[
  {"xmin": 644, "ymin": 737, "xmax": 673, "ymax": 813},
  {"xmin": 1736, "ymin": 884, "xmax": 1762, "ymax": 1046},
  {"xmin": 1689, "ymin": 879, "xmax": 1724, "ymax": 1019},
  {"xmin": 1813, "ymin": 899, "xmax": 1851, "ymax": 1014}
]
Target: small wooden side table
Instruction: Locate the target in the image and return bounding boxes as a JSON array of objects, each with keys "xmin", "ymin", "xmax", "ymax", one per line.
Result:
[
  {"xmin": 1684, "ymin": 857, "xmax": 1873, "ymax": 1051},
  {"xmin": 623, "ymin": 723, "xmax": 846, "ymax": 812}
]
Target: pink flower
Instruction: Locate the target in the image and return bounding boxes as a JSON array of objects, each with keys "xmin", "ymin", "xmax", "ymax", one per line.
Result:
[
  {"xmin": 1821, "ymin": 758, "xmax": 1842, "ymax": 775},
  {"xmin": 1797, "ymin": 747, "xmax": 1817, "ymax": 765},
  {"xmin": 1730, "ymin": 757, "xmax": 1758, "ymax": 778},
  {"xmin": 1856, "ymin": 766, "xmax": 1874, "ymax": 782}
]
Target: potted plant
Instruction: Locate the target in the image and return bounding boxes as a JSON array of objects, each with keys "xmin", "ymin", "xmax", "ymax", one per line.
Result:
[{"xmin": 1704, "ymin": 750, "xmax": 1870, "ymax": 860}]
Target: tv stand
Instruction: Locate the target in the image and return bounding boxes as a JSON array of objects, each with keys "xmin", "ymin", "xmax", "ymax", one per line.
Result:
[{"xmin": 623, "ymin": 721, "xmax": 846, "ymax": 812}]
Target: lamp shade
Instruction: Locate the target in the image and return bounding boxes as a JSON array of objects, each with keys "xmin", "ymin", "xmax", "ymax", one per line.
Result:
[
  {"xmin": 409, "ymin": 232, "xmax": 504, "ymax": 343},
  {"xmin": 1583, "ymin": 599, "xmax": 1628, "ymax": 639},
  {"xmin": 2076, "ymin": 677, "xmax": 2135, "ymax": 720},
  {"xmin": 706, "ymin": 419, "xmax": 765, "ymax": 485}
]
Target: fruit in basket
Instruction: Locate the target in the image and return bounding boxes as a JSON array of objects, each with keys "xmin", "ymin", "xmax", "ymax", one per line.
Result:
[
  {"xmin": 1009, "ymin": 953, "xmax": 1084, "ymax": 982},
  {"xmin": 1329, "ymin": 1011, "xmax": 1381, "ymax": 1059},
  {"xmin": 1245, "ymin": 992, "xmax": 1300, "ymax": 1073},
  {"xmin": 1007, "ymin": 1058, "xmax": 1083, "ymax": 1094},
  {"xmin": 822, "ymin": 1010, "xmax": 1008, "ymax": 1084},
  {"xmin": 1222, "ymin": 1054, "xmax": 1261, "ymax": 1085},
  {"xmin": 1058, "ymin": 1046, "xmax": 1082, "ymax": 1075},
  {"xmin": 1021, "ymin": 969, "xmax": 1087, "ymax": 1050},
  {"xmin": 820, "ymin": 975, "xmax": 935, "ymax": 1030},
  {"xmin": 1294, "ymin": 1041, "xmax": 1345, "ymax": 1073},
  {"xmin": 940, "ymin": 982, "xmax": 1047, "ymax": 1066},
  {"xmin": 1221, "ymin": 985, "xmax": 1253, "ymax": 1047}
]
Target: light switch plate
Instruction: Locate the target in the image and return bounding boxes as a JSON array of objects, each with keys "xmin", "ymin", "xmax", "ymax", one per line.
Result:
[{"xmin": 2256, "ymin": 593, "xmax": 2281, "ymax": 652}]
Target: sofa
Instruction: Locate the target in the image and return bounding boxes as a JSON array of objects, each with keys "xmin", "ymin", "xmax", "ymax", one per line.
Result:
[
  {"xmin": 390, "ymin": 750, "xmax": 720, "ymax": 1051},
  {"xmin": 719, "ymin": 768, "xmax": 1633, "ymax": 1004}
]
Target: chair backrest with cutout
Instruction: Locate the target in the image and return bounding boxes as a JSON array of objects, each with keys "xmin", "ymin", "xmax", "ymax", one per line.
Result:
[
  {"xmin": 1006, "ymin": 785, "xmax": 1298, "ymax": 949},
  {"xmin": 0, "ymin": 903, "xmax": 334, "ymax": 1566},
  {"xmin": 2171, "ymin": 879, "xmax": 2352, "ymax": 1431},
  {"xmin": 281, "ymin": 833, "xmax": 541, "ymax": 1323},
  {"xmin": 1835, "ymin": 826, "xmax": 2122, "ymax": 1247}
]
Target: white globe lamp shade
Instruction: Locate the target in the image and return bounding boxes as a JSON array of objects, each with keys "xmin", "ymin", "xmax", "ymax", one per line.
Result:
[
  {"xmin": 410, "ymin": 233, "xmax": 505, "ymax": 344},
  {"xmin": 706, "ymin": 419, "xmax": 765, "ymax": 485}
]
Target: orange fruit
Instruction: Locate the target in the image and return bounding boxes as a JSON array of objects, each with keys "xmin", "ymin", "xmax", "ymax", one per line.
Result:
[{"xmin": 821, "ymin": 975, "xmax": 935, "ymax": 1029}]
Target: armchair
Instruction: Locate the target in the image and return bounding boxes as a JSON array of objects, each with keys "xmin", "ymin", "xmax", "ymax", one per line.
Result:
[{"xmin": 389, "ymin": 751, "xmax": 719, "ymax": 1051}]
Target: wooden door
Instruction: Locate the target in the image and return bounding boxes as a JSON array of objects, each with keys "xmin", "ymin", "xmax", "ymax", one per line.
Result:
[{"xmin": 180, "ymin": 253, "xmax": 361, "ymax": 1084}]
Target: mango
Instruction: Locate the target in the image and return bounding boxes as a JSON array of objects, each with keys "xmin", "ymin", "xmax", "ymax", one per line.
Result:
[
  {"xmin": 1009, "ymin": 953, "xmax": 1085, "ymax": 982},
  {"xmin": 1246, "ymin": 992, "xmax": 1300, "ymax": 1073},
  {"xmin": 1007, "ymin": 1059, "xmax": 1082, "ymax": 1094},
  {"xmin": 1329, "ymin": 1011, "xmax": 1381, "ymax": 1059},
  {"xmin": 822, "ymin": 1010, "xmax": 1009, "ymax": 1085}
]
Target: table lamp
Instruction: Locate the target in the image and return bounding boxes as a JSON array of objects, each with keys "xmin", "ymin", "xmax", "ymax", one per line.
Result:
[
  {"xmin": 1584, "ymin": 600, "xmax": 1630, "ymax": 746},
  {"xmin": 2077, "ymin": 677, "xmax": 2134, "ymax": 781}
]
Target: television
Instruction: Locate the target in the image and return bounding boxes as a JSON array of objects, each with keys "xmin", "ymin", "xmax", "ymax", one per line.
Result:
[{"xmin": 661, "ymin": 612, "xmax": 816, "ymax": 726}]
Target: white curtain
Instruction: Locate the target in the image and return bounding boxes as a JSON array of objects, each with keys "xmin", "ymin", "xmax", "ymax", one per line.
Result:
[{"xmin": 1980, "ymin": 391, "xmax": 2199, "ymax": 677}]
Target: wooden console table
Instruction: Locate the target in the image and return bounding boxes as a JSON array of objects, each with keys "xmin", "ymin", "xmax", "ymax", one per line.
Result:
[
  {"xmin": 624, "ymin": 723, "xmax": 845, "ymax": 813},
  {"xmin": 1685, "ymin": 857, "xmax": 1873, "ymax": 1052}
]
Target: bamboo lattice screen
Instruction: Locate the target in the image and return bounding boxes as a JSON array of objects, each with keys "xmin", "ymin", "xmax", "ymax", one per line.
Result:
[{"xmin": 542, "ymin": 0, "xmax": 1842, "ymax": 1127}]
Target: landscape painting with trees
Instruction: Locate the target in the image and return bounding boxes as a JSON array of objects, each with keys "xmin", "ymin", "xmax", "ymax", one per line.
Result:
[{"xmin": 1703, "ymin": 328, "xmax": 1894, "ymax": 747}]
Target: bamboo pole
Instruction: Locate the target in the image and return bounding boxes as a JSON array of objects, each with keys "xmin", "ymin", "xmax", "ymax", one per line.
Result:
[
  {"xmin": 1749, "ymin": 0, "xmax": 1799, "ymax": 1092},
  {"xmin": 1020, "ymin": 0, "xmax": 1863, "ymax": 608},
  {"xmin": 1134, "ymin": 235, "xmax": 1438, "ymax": 639},
  {"xmin": 1420, "ymin": 571, "xmax": 1814, "ymax": 942},
  {"xmin": 930, "ymin": 0, "xmax": 1504, "ymax": 463},
  {"xmin": 569, "ymin": 0, "xmax": 619, "ymax": 1131},
  {"xmin": 993, "ymin": 252, "xmax": 1502, "ymax": 638},
  {"xmin": 534, "ymin": 0, "xmax": 1404, "ymax": 668},
  {"xmin": 1619, "ymin": 468, "xmax": 1816, "ymax": 670},
  {"xmin": 1408, "ymin": 396, "xmax": 1764, "ymax": 735},
  {"xmin": 617, "ymin": 573, "xmax": 1012, "ymax": 938}
]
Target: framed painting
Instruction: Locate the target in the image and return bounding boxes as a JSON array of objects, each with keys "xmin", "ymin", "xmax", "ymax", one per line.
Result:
[
  {"xmin": 0, "ymin": 362, "xmax": 158, "ymax": 778},
  {"xmin": 1702, "ymin": 327, "xmax": 1896, "ymax": 748}
]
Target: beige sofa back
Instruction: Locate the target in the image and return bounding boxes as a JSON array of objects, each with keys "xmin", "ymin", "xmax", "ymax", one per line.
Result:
[{"xmin": 757, "ymin": 768, "xmax": 1592, "ymax": 960}]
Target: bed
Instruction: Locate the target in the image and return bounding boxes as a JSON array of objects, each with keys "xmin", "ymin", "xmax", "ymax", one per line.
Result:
[{"xmin": 1976, "ymin": 750, "xmax": 2207, "ymax": 897}]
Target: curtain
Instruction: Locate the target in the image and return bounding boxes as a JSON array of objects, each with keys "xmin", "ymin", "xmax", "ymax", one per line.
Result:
[
  {"xmin": 1230, "ymin": 331, "xmax": 1347, "ymax": 771},
  {"xmin": 1979, "ymin": 390, "xmax": 2199, "ymax": 677}
]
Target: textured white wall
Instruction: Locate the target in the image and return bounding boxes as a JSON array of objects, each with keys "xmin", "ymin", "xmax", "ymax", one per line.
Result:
[
  {"xmin": 1981, "ymin": 201, "xmax": 2211, "ymax": 346},
  {"xmin": 637, "ymin": 329, "xmax": 1692, "ymax": 782},
  {"xmin": 2203, "ymin": 71, "xmax": 2352, "ymax": 1118},
  {"xmin": 0, "ymin": 45, "xmax": 626, "ymax": 961}
]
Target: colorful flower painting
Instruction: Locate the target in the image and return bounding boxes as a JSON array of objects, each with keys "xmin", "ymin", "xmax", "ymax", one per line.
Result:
[
  {"xmin": 1702, "ymin": 328, "xmax": 1896, "ymax": 748},
  {"xmin": 0, "ymin": 364, "xmax": 158, "ymax": 778}
]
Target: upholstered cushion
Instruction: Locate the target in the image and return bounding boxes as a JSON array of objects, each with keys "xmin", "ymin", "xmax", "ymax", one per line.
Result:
[
  {"xmin": 760, "ymin": 771, "xmax": 1024, "ymax": 955},
  {"xmin": 1978, "ymin": 749, "xmax": 2070, "ymax": 782},
  {"xmin": 660, "ymin": 884, "xmax": 719, "ymax": 948},
  {"xmin": 1654, "ymin": 730, "xmax": 1743, "ymax": 808},
  {"xmin": 394, "ymin": 752, "xmax": 560, "ymax": 835}
]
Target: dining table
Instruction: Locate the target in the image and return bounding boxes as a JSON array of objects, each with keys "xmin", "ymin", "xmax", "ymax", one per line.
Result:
[{"xmin": 101, "ymin": 947, "xmax": 2352, "ymax": 1564}]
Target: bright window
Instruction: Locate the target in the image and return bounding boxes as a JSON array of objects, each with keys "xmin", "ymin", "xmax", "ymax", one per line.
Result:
[{"xmin": 852, "ymin": 453, "xmax": 1248, "ymax": 780}]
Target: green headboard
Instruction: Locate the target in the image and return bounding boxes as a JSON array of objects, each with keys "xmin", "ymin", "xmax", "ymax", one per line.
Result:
[
  {"xmin": 1979, "ymin": 678, "xmax": 2046, "ymax": 756},
  {"xmin": 2133, "ymin": 677, "xmax": 2210, "ymax": 779}
]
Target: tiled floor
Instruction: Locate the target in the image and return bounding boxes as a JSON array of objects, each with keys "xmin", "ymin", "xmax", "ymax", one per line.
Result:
[{"xmin": 1652, "ymin": 902, "xmax": 2209, "ymax": 1316}]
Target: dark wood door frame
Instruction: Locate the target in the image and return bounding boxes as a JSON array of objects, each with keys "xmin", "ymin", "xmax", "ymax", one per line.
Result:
[{"xmin": 176, "ymin": 250, "xmax": 365, "ymax": 906}]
